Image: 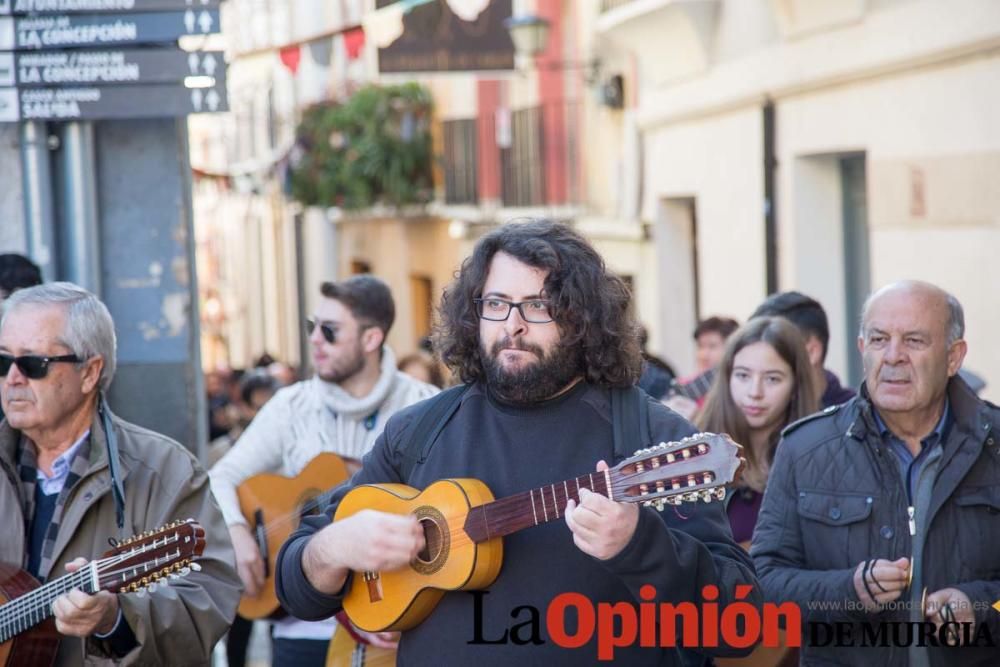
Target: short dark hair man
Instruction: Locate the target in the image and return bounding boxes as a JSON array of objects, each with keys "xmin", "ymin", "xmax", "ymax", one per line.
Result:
[
  {"xmin": 0, "ymin": 253, "xmax": 42, "ymax": 302},
  {"xmin": 0, "ymin": 253, "xmax": 43, "ymax": 423},
  {"xmin": 753, "ymin": 280, "xmax": 1000, "ymax": 666},
  {"xmin": 751, "ymin": 290, "xmax": 855, "ymax": 407},
  {"xmin": 210, "ymin": 274, "xmax": 438, "ymax": 664},
  {"xmin": 275, "ymin": 220, "xmax": 761, "ymax": 665}
]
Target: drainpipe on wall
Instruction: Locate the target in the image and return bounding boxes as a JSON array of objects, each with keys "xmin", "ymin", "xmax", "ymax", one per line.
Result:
[{"xmin": 763, "ymin": 99, "xmax": 778, "ymax": 294}]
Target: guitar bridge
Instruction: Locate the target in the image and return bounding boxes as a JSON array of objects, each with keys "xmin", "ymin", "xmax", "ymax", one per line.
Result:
[{"xmin": 363, "ymin": 571, "xmax": 382, "ymax": 602}]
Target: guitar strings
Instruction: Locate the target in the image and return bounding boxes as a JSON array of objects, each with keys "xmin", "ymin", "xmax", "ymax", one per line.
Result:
[
  {"xmin": 345, "ymin": 478, "xmax": 717, "ymax": 556},
  {"xmin": 251, "ymin": 459, "xmax": 713, "ymax": 544},
  {"xmin": 0, "ymin": 538, "xmax": 189, "ymax": 633},
  {"xmin": 250, "ymin": 469, "xmax": 717, "ymax": 568},
  {"xmin": 0, "ymin": 549, "xmax": 138, "ymax": 629}
]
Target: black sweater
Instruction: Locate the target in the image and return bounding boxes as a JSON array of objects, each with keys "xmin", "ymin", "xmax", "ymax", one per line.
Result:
[{"xmin": 276, "ymin": 382, "xmax": 761, "ymax": 666}]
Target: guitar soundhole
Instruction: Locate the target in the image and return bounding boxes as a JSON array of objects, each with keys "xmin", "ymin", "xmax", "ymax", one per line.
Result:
[
  {"xmin": 417, "ymin": 519, "xmax": 442, "ymax": 563},
  {"xmin": 297, "ymin": 488, "xmax": 322, "ymax": 523},
  {"xmin": 411, "ymin": 506, "xmax": 449, "ymax": 575}
]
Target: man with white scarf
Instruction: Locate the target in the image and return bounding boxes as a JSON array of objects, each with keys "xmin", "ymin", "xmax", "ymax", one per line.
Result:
[{"xmin": 210, "ymin": 275, "xmax": 438, "ymax": 665}]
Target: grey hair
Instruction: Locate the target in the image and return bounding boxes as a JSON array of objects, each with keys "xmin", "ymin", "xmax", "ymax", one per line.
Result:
[
  {"xmin": 2, "ymin": 282, "xmax": 117, "ymax": 391},
  {"xmin": 858, "ymin": 281, "xmax": 965, "ymax": 345}
]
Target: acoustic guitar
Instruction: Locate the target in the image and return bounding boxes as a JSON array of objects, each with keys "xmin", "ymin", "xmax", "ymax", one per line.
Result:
[
  {"xmin": 668, "ymin": 367, "xmax": 717, "ymax": 402},
  {"xmin": 236, "ymin": 452, "xmax": 349, "ymax": 619},
  {"xmin": 0, "ymin": 519, "xmax": 205, "ymax": 667},
  {"xmin": 337, "ymin": 433, "xmax": 744, "ymax": 632},
  {"xmin": 325, "ymin": 615, "xmax": 396, "ymax": 667}
]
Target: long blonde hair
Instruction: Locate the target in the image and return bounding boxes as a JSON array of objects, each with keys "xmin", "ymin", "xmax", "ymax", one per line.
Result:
[{"xmin": 697, "ymin": 316, "xmax": 819, "ymax": 485}]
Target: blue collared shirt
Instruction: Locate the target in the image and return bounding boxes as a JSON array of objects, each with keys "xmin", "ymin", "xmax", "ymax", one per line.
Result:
[
  {"xmin": 873, "ymin": 401, "xmax": 950, "ymax": 499},
  {"xmin": 36, "ymin": 430, "xmax": 89, "ymax": 496}
]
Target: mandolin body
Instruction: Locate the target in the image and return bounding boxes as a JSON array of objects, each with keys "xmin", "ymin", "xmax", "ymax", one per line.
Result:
[
  {"xmin": 0, "ymin": 563, "xmax": 58, "ymax": 667},
  {"xmin": 337, "ymin": 479, "xmax": 503, "ymax": 632}
]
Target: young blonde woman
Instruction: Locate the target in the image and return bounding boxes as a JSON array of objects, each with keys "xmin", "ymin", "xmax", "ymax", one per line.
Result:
[{"xmin": 698, "ymin": 316, "xmax": 820, "ymax": 546}]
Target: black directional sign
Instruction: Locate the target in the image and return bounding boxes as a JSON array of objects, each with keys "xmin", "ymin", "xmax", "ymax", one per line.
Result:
[
  {"xmin": 0, "ymin": 77, "xmax": 227, "ymax": 121},
  {"xmin": 0, "ymin": 48, "xmax": 222, "ymax": 86},
  {"xmin": 0, "ymin": 9, "xmax": 220, "ymax": 50},
  {"xmin": 0, "ymin": 0, "xmax": 220, "ymax": 15}
]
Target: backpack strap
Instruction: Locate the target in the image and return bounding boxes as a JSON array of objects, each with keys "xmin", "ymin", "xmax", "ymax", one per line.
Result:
[
  {"xmin": 397, "ymin": 384, "xmax": 470, "ymax": 483},
  {"xmin": 610, "ymin": 385, "xmax": 652, "ymax": 464}
]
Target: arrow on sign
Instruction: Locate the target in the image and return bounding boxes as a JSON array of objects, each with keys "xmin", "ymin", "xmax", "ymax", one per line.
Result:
[
  {"xmin": 190, "ymin": 88, "xmax": 203, "ymax": 111},
  {"xmin": 202, "ymin": 53, "xmax": 217, "ymax": 76},
  {"xmin": 188, "ymin": 52, "xmax": 199, "ymax": 74},
  {"xmin": 993, "ymin": 600, "xmax": 1000, "ymax": 614},
  {"xmin": 184, "ymin": 9, "xmax": 195, "ymax": 33},
  {"xmin": 198, "ymin": 10, "xmax": 213, "ymax": 33}
]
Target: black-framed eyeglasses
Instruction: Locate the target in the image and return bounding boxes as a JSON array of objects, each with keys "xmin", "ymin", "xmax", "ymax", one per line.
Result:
[
  {"xmin": 305, "ymin": 318, "xmax": 337, "ymax": 344},
  {"xmin": 0, "ymin": 354, "xmax": 81, "ymax": 380},
  {"xmin": 473, "ymin": 298, "xmax": 554, "ymax": 324}
]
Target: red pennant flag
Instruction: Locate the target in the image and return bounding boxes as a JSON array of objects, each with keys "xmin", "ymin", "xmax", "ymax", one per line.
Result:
[
  {"xmin": 279, "ymin": 45, "xmax": 301, "ymax": 74},
  {"xmin": 343, "ymin": 27, "xmax": 365, "ymax": 61}
]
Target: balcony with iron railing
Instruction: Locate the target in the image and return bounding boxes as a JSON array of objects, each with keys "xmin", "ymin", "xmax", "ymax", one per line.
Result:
[{"xmin": 439, "ymin": 100, "xmax": 583, "ymax": 214}]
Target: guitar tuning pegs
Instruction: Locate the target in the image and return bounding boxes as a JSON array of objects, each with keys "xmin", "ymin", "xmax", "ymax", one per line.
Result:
[
  {"xmin": 190, "ymin": 562, "xmax": 202, "ymax": 572},
  {"xmin": 179, "ymin": 567, "xmax": 191, "ymax": 576},
  {"xmin": 136, "ymin": 589, "xmax": 147, "ymax": 598},
  {"xmin": 148, "ymin": 582, "xmax": 159, "ymax": 593}
]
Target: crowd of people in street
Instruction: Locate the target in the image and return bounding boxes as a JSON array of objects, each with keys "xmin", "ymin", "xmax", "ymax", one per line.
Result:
[{"xmin": 0, "ymin": 220, "xmax": 996, "ymax": 667}]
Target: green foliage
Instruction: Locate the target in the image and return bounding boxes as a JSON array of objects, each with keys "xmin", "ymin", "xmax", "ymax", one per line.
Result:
[{"xmin": 289, "ymin": 83, "xmax": 434, "ymax": 210}]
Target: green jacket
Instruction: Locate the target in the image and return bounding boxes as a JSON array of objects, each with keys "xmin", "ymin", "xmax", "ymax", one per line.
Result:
[{"xmin": 0, "ymin": 406, "xmax": 242, "ymax": 666}]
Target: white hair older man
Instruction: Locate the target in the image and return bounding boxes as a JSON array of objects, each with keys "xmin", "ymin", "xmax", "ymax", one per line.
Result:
[{"xmin": 0, "ymin": 282, "xmax": 241, "ymax": 666}]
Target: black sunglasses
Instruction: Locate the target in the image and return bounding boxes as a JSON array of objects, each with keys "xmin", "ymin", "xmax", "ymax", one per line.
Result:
[
  {"xmin": 305, "ymin": 318, "xmax": 336, "ymax": 344},
  {"xmin": 0, "ymin": 353, "xmax": 81, "ymax": 380}
]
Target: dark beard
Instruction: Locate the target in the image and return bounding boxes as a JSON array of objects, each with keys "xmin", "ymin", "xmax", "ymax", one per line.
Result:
[
  {"xmin": 317, "ymin": 341, "xmax": 366, "ymax": 384},
  {"xmin": 481, "ymin": 335, "xmax": 583, "ymax": 404}
]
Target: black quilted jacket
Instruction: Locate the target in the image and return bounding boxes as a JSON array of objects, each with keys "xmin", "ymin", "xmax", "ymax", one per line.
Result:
[{"xmin": 752, "ymin": 376, "xmax": 1000, "ymax": 666}]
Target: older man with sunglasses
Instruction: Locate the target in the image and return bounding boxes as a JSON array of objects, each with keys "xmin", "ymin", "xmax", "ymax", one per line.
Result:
[
  {"xmin": 0, "ymin": 282, "xmax": 242, "ymax": 666},
  {"xmin": 209, "ymin": 275, "xmax": 438, "ymax": 665}
]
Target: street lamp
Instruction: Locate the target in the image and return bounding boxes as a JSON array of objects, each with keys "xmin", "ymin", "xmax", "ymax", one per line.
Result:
[
  {"xmin": 504, "ymin": 13, "xmax": 601, "ymax": 83},
  {"xmin": 503, "ymin": 14, "xmax": 551, "ymax": 58}
]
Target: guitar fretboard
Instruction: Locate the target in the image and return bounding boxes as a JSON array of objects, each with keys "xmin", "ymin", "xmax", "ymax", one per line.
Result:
[
  {"xmin": 0, "ymin": 568, "xmax": 97, "ymax": 643},
  {"xmin": 463, "ymin": 471, "xmax": 611, "ymax": 543}
]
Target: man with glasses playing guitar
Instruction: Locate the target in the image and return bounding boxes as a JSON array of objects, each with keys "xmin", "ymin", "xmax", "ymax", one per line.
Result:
[
  {"xmin": 210, "ymin": 275, "xmax": 437, "ymax": 666},
  {"xmin": 276, "ymin": 221, "xmax": 761, "ymax": 666},
  {"xmin": 0, "ymin": 282, "xmax": 241, "ymax": 665}
]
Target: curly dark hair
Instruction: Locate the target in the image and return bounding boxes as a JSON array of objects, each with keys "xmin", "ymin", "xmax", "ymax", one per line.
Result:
[{"xmin": 433, "ymin": 219, "xmax": 642, "ymax": 388}]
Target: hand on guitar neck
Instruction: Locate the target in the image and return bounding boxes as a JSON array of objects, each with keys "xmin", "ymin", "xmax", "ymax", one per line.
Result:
[
  {"xmin": 302, "ymin": 510, "xmax": 426, "ymax": 596},
  {"xmin": 564, "ymin": 460, "xmax": 640, "ymax": 560},
  {"xmin": 53, "ymin": 558, "xmax": 120, "ymax": 637}
]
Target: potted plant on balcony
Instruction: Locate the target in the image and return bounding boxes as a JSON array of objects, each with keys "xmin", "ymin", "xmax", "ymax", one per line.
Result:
[{"xmin": 289, "ymin": 82, "xmax": 434, "ymax": 211}]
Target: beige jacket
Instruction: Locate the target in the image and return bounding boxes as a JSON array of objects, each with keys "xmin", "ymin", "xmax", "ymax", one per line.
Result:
[{"xmin": 0, "ymin": 407, "xmax": 242, "ymax": 666}]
